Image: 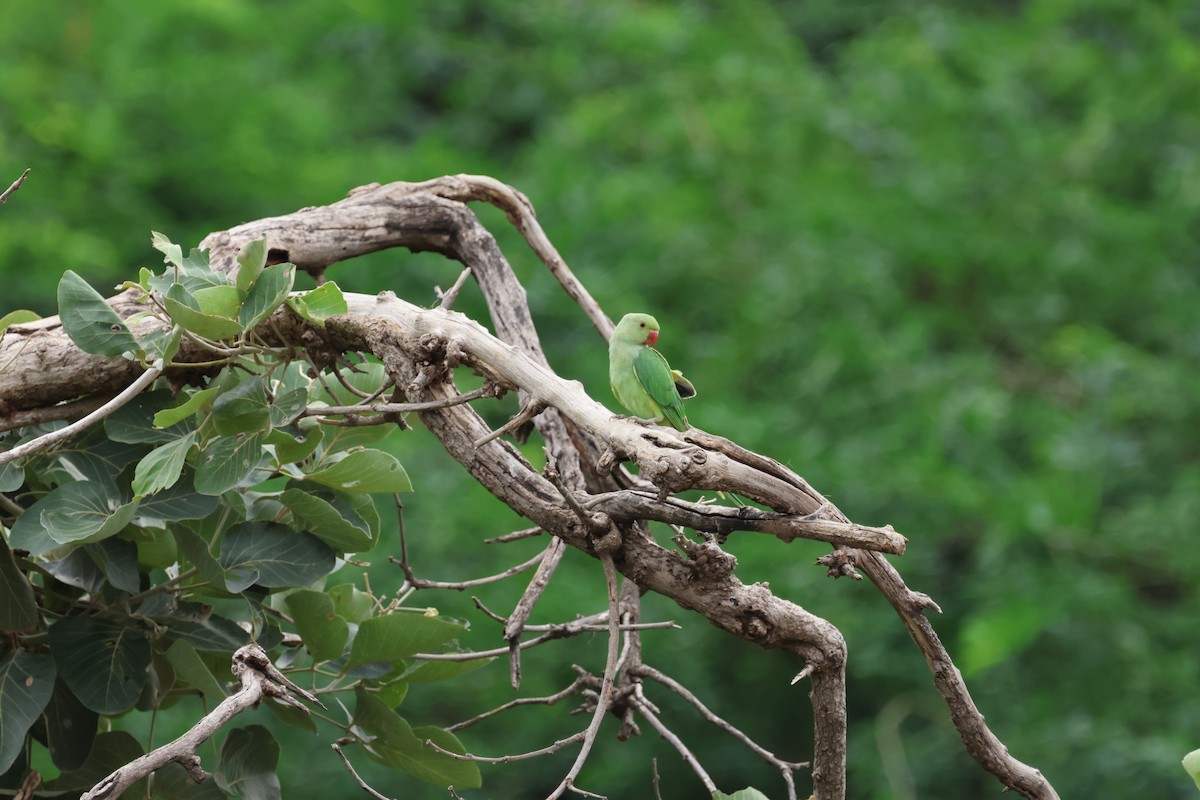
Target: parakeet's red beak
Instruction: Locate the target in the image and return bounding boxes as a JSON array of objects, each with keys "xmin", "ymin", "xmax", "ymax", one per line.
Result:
[{"xmin": 644, "ymin": 330, "xmax": 659, "ymax": 346}]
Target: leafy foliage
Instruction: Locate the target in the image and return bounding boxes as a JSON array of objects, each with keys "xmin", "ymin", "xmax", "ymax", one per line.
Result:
[{"xmin": 0, "ymin": 240, "xmax": 478, "ymax": 797}]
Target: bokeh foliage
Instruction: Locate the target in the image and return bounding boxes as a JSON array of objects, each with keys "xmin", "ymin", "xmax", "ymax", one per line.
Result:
[{"xmin": 2, "ymin": 0, "xmax": 1199, "ymax": 797}]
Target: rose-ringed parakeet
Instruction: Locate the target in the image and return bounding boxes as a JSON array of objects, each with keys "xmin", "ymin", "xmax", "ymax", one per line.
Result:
[{"xmin": 609, "ymin": 312, "xmax": 695, "ymax": 431}]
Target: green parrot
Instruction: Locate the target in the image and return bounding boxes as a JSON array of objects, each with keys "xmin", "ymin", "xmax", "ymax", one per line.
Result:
[{"xmin": 609, "ymin": 312, "xmax": 696, "ymax": 431}]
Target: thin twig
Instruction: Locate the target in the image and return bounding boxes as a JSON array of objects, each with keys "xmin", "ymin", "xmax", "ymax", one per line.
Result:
[
  {"xmin": 0, "ymin": 367, "xmax": 162, "ymax": 468},
  {"xmin": 503, "ymin": 536, "xmax": 567, "ymax": 688},
  {"xmin": 546, "ymin": 554, "xmax": 622, "ymax": 799},
  {"xmin": 631, "ymin": 696, "xmax": 718, "ymax": 796},
  {"xmin": 473, "ymin": 397, "xmax": 547, "ymax": 448},
  {"xmin": 391, "ymin": 549, "xmax": 546, "ymax": 590},
  {"xmin": 0, "ymin": 168, "xmax": 30, "ymax": 205},
  {"xmin": 425, "ymin": 732, "xmax": 585, "ymax": 764},
  {"xmin": 303, "ymin": 384, "xmax": 495, "ymax": 418},
  {"xmin": 637, "ymin": 663, "xmax": 807, "ymax": 798},
  {"xmin": 484, "ymin": 526, "xmax": 544, "ymax": 544},
  {"xmin": 446, "ymin": 677, "xmax": 588, "ymax": 732},
  {"xmin": 331, "ymin": 743, "xmax": 393, "ymax": 800},
  {"xmin": 438, "ymin": 266, "xmax": 474, "ymax": 309}
]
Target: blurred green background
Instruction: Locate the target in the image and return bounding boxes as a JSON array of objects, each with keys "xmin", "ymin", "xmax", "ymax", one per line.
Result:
[{"xmin": 3, "ymin": 0, "xmax": 1200, "ymax": 797}]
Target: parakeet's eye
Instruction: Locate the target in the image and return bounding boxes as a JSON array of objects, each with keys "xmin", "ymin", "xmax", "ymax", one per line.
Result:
[{"xmin": 639, "ymin": 322, "xmax": 645, "ymax": 327}]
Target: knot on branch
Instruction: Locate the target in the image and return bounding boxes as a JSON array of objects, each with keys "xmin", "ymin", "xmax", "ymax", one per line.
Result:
[
  {"xmin": 671, "ymin": 531, "xmax": 737, "ymax": 581},
  {"xmin": 638, "ymin": 444, "xmax": 709, "ymax": 497}
]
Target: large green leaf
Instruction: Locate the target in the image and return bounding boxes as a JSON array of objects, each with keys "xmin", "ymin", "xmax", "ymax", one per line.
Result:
[
  {"xmin": 0, "ymin": 460, "xmax": 24, "ymax": 492},
  {"xmin": 154, "ymin": 386, "xmax": 221, "ymax": 428},
  {"xmin": 9, "ymin": 481, "xmax": 138, "ymax": 557},
  {"xmin": 37, "ymin": 731, "xmax": 144, "ymax": 797},
  {"xmin": 57, "ymin": 270, "xmax": 139, "ymax": 357},
  {"xmin": 218, "ymin": 521, "xmax": 335, "ymax": 592},
  {"xmin": 154, "ymin": 759, "xmax": 229, "ymax": 800},
  {"xmin": 213, "ymin": 377, "xmax": 272, "ymax": 436},
  {"xmin": 105, "ymin": 389, "xmax": 192, "ymax": 444},
  {"xmin": 135, "ymin": 472, "xmax": 220, "ymax": 522},
  {"xmin": 284, "ymin": 590, "xmax": 349, "ymax": 662},
  {"xmin": 303, "ymin": 450, "xmax": 412, "ymax": 493},
  {"xmin": 48, "ymin": 616, "xmax": 151, "ymax": 714},
  {"xmin": 131, "ymin": 432, "xmax": 196, "ymax": 496},
  {"xmin": 166, "ymin": 615, "xmax": 251, "ymax": 653},
  {"xmin": 84, "ymin": 538, "xmax": 139, "ymax": 594},
  {"xmin": 164, "ymin": 283, "xmax": 243, "ymax": 341},
  {"xmin": 401, "ymin": 656, "xmax": 495, "ymax": 684},
  {"xmin": 42, "ymin": 679, "xmax": 98, "ymax": 771},
  {"xmin": 0, "ymin": 537, "xmax": 38, "ymax": 632},
  {"xmin": 352, "ymin": 688, "xmax": 480, "ymax": 788},
  {"xmin": 348, "ymin": 613, "xmax": 465, "ymax": 668},
  {"xmin": 328, "ymin": 583, "xmax": 375, "ymax": 624},
  {"xmin": 235, "ymin": 238, "xmax": 268, "ymax": 294},
  {"xmin": 281, "ymin": 483, "xmax": 378, "ymax": 552},
  {"xmin": 0, "ymin": 650, "xmax": 56, "ymax": 773},
  {"xmin": 215, "ymin": 725, "xmax": 280, "ymax": 800},
  {"xmin": 286, "ymin": 282, "xmax": 347, "ymax": 326},
  {"xmin": 194, "ymin": 430, "xmax": 268, "ymax": 495},
  {"xmin": 240, "ymin": 263, "xmax": 294, "ymax": 331},
  {"xmin": 0, "ymin": 309, "xmax": 40, "ymax": 331},
  {"xmin": 712, "ymin": 789, "xmax": 771, "ymax": 800},
  {"xmin": 164, "ymin": 640, "xmax": 227, "ymax": 701},
  {"xmin": 173, "ymin": 526, "xmax": 228, "ymax": 589}
]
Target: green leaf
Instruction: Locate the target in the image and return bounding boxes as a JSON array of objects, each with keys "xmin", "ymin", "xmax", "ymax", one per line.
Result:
[
  {"xmin": 194, "ymin": 430, "xmax": 268, "ymax": 495},
  {"xmin": 136, "ymin": 324, "xmax": 182, "ymax": 366},
  {"xmin": 267, "ymin": 424, "xmax": 323, "ymax": 464},
  {"xmin": 328, "ymin": 584, "xmax": 375, "ymax": 624},
  {"xmin": 240, "ymin": 263, "xmax": 294, "ymax": 331},
  {"xmin": 281, "ymin": 484, "xmax": 378, "ymax": 553},
  {"xmin": 304, "ymin": 450, "xmax": 412, "ymax": 493},
  {"xmin": 0, "ymin": 309, "xmax": 39, "ymax": 331},
  {"xmin": 0, "ymin": 537, "xmax": 38, "ymax": 632},
  {"xmin": 410, "ymin": 726, "xmax": 482, "ymax": 789},
  {"xmin": 218, "ymin": 521, "xmax": 335, "ymax": 592},
  {"xmin": 352, "ymin": 689, "xmax": 480, "ymax": 788},
  {"xmin": 57, "ymin": 270, "xmax": 139, "ymax": 357},
  {"xmin": 154, "ymin": 759, "xmax": 229, "ymax": 800},
  {"xmin": 284, "ymin": 590, "xmax": 350, "ymax": 662},
  {"xmin": 164, "ymin": 640, "xmax": 227, "ymax": 701},
  {"xmin": 9, "ymin": 481, "xmax": 139, "ymax": 557},
  {"xmin": 215, "ymin": 725, "xmax": 281, "ymax": 800},
  {"xmin": 401, "ymin": 656, "xmax": 495, "ymax": 684},
  {"xmin": 235, "ymin": 238, "xmax": 268, "ymax": 294},
  {"xmin": 712, "ymin": 789, "xmax": 771, "ymax": 800},
  {"xmin": 151, "ymin": 230, "xmax": 185, "ymax": 269},
  {"xmin": 166, "ymin": 615, "xmax": 251, "ymax": 653},
  {"xmin": 173, "ymin": 526, "xmax": 227, "ymax": 588},
  {"xmin": 85, "ymin": 538, "xmax": 139, "ymax": 593},
  {"xmin": 286, "ymin": 282, "xmax": 347, "ymax": 326},
  {"xmin": 348, "ymin": 613, "xmax": 465, "ymax": 668},
  {"xmin": 0, "ymin": 460, "xmax": 24, "ymax": 492},
  {"xmin": 130, "ymin": 526, "xmax": 179, "ymax": 569},
  {"xmin": 165, "ymin": 284, "xmax": 243, "ymax": 340},
  {"xmin": 38, "ymin": 731, "xmax": 144, "ymax": 797},
  {"xmin": 105, "ymin": 389, "xmax": 192, "ymax": 444},
  {"xmin": 132, "ymin": 432, "xmax": 196, "ymax": 496},
  {"xmin": 1184, "ymin": 749, "xmax": 1200, "ymax": 789},
  {"xmin": 48, "ymin": 616, "xmax": 150, "ymax": 715},
  {"xmin": 42, "ymin": 679, "xmax": 99, "ymax": 771},
  {"xmin": 136, "ymin": 471, "xmax": 220, "ymax": 522},
  {"xmin": 213, "ymin": 377, "xmax": 272, "ymax": 436},
  {"xmin": 0, "ymin": 650, "xmax": 56, "ymax": 773},
  {"xmin": 154, "ymin": 386, "xmax": 220, "ymax": 428},
  {"xmin": 268, "ymin": 376, "xmax": 309, "ymax": 428}
]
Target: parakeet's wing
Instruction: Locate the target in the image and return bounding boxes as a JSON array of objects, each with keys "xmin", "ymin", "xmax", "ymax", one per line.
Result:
[
  {"xmin": 634, "ymin": 347, "xmax": 688, "ymax": 430},
  {"xmin": 670, "ymin": 369, "xmax": 696, "ymax": 399}
]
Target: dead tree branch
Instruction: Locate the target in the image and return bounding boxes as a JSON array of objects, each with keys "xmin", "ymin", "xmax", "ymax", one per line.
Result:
[{"xmin": 80, "ymin": 645, "xmax": 320, "ymax": 800}]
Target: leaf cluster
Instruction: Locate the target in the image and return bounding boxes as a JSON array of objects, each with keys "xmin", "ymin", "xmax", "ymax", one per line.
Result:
[{"xmin": 0, "ymin": 241, "xmax": 483, "ymax": 797}]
